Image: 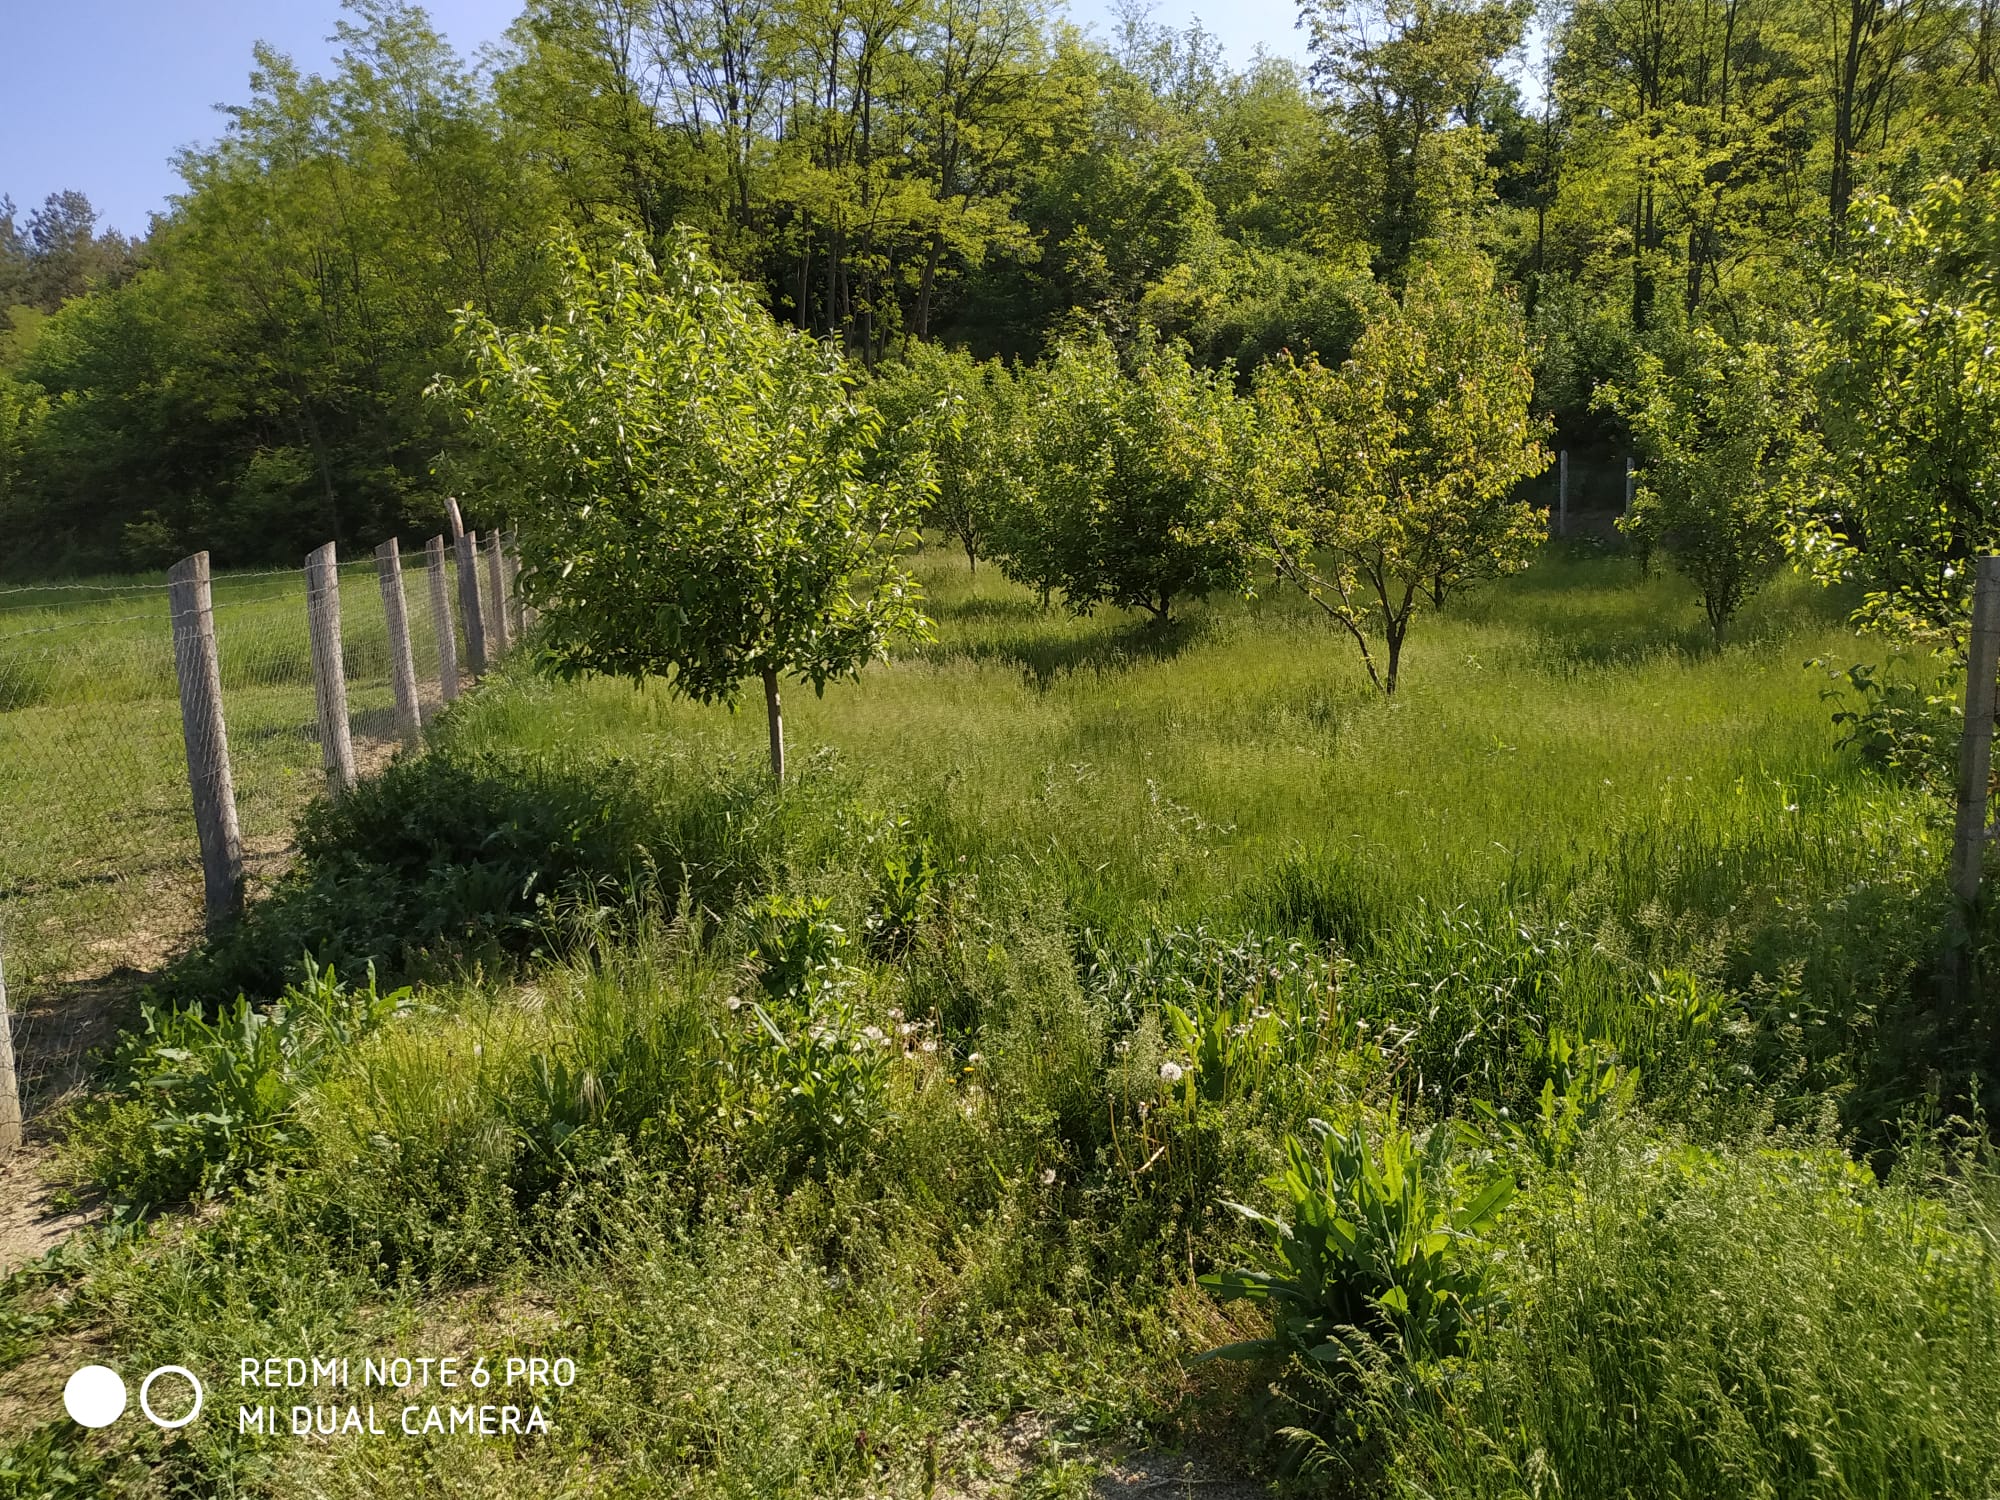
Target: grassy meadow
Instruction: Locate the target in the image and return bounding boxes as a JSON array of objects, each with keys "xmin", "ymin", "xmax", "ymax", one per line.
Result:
[{"xmin": 2, "ymin": 545, "xmax": 1997, "ymax": 1498}]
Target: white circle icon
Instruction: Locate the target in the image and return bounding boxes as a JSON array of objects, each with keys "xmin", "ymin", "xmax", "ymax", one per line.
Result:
[
  {"xmin": 139, "ymin": 1366, "xmax": 204, "ymax": 1429},
  {"xmin": 63, "ymin": 1365, "xmax": 127, "ymax": 1428}
]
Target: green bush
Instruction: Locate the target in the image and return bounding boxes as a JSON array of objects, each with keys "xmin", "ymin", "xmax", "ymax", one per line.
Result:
[{"xmin": 744, "ymin": 896, "xmax": 894, "ymax": 1177}]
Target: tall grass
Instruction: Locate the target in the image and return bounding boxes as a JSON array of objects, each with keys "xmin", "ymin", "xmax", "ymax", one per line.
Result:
[
  {"xmin": 7, "ymin": 549, "xmax": 1996, "ymax": 1499},
  {"xmin": 1379, "ymin": 1131, "xmax": 2000, "ymax": 1499}
]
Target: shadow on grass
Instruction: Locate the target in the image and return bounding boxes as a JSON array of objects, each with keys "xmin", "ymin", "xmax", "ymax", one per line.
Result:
[
  {"xmin": 1446, "ymin": 553, "xmax": 1866, "ymax": 678},
  {"xmin": 918, "ymin": 608, "xmax": 1215, "ymax": 689},
  {"xmin": 12, "ymin": 965, "xmax": 154, "ymax": 1119}
]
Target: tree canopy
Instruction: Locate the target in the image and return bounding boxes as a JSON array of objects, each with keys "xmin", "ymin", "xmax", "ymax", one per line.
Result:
[{"xmin": 0, "ymin": 0, "xmax": 1995, "ymax": 588}]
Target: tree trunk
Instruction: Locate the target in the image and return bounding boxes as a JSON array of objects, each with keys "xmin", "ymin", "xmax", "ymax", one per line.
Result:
[{"xmin": 762, "ymin": 665, "xmax": 785, "ymax": 784}]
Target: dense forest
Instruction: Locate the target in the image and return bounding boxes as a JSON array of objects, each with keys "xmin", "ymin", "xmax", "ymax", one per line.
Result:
[{"xmin": 0, "ymin": 0, "xmax": 1994, "ymax": 573}]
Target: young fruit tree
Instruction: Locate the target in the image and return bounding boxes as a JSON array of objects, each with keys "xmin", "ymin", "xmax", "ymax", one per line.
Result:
[
  {"xmin": 1610, "ymin": 328, "xmax": 1807, "ymax": 645},
  {"xmin": 1235, "ymin": 256, "xmax": 1550, "ymax": 694},
  {"xmin": 432, "ymin": 230, "xmax": 932, "ymax": 781},
  {"xmin": 866, "ymin": 343, "xmax": 1019, "ymax": 574},
  {"xmin": 993, "ymin": 330, "xmax": 1251, "ymax": 622},
  {"xmin": 1799, "ymin": 172, "xmax": 2000, "ymax": 656}
]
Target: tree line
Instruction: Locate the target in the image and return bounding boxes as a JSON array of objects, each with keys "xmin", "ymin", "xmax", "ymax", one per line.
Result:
[{"xmin": 0, "ymin": 0, "xmax": 1995, "ymax": 584}]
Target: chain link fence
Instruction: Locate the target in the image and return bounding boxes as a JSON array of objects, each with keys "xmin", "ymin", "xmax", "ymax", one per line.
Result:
[{"xmin": 0, "ymin": 533, "xmax": 514, "ymax": 1146}]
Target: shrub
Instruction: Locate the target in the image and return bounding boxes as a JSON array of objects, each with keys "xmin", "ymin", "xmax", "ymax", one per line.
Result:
[
  {"xmin": 152, "ymin": 748, "xmax": 665, "ymax": 1006},
  {"xmin": 744, "ymin": 896, "xmax": 894, "ymax": 1176}
]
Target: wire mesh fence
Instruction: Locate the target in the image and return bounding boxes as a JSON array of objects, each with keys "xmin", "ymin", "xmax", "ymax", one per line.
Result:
[{"xmin": 0, "ymin": 532, "xmax": 514, "ymax": 1143}]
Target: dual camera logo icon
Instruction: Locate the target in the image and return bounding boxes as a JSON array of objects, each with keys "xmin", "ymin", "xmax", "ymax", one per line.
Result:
[{"xmin": 63, "ymin": 1364, "xmax": 204, "ymax": 1430}]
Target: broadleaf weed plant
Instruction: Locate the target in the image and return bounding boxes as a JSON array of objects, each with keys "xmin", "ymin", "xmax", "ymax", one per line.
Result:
[
  {"xmin": 745, "ymin": 895, "xmax": 895, "ymax": 1175},
  {"xmin": 1199, "ymin": 1107, "xmax": 1515, "ymax": 1373}
]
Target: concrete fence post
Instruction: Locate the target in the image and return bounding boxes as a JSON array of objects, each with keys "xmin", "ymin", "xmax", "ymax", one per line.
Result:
[
  {"xmin": 0, "ymin": 945, "xmax": 20, "ymax": 1158},
  {"xmin": 306, "ymin": 543, "xmax": 356, "ymax": 795},
  {"xmin": 426, "ymin": 535, "xmax": 459, "ymax": 705},
  {"xmin": 168, "ymin": 551, "xmax": 244, "ymax": 926},
  {"xmin": 375, "ymin": 540, "xmax": 422, "ymax": 746},
  {"xmin": 1557, "ymin": 450, "xmax": 1568, "ymax": 538}
]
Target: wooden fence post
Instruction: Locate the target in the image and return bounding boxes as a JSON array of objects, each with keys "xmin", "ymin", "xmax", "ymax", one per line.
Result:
[
  {"xmin": 502, "ymin": 530, "xmax": 525, "ymax": 636},
  {"xmin": 514, "ymin": 531, "xmax": 540, "ymax": 632},
  {"xmin": 1624, "ymin": 457, "xmax": 1636, "ymax": 518},
  {"xmin": 455, "ymin": 529, "xmax": 487, "ymax": 675},
  {"xmin": 426, "ymin": 536, "xmax": 459, "ymax": 704},
  {"xmin": 1951, "ymin": 555, "xmax": 2000, "ymax": 907},
  {"xmin": 1557, "ymin": 450, "xmax": 1568, "ymax": 538},
  {"xmin": 0, "ymin": 945, "xmax": 20, "ymax": 1159},
  {"xmin": 484, "ymin": 532, "xmax": 513, "ymax": 655},
  {"xmin": 306, "ymin": 543, "xmax": 356, "ymax": 795},
  {"xmin": 168, "ymin": 551, "xmax": 244, "ymax": 927},
  {"xmin": 375, "ymin": 540, "xmax": 422, "ymax": 745}
]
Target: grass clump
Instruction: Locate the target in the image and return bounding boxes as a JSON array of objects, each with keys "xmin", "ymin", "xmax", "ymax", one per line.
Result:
[{"xmin": 1374, "ymin": 1132, "xmax": 2000, "ymax": 1499}]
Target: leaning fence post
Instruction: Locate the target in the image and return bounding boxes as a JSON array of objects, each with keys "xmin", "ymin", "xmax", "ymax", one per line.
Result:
[
  {"xmin": 306, "ymin": 543, "xmax": 357, "ymax": 795},
  {"xmin": 1557, "ymin": 450, "xmax": 1568, "ymax": 538},
  {"xmin": 375, "ymin": 539, "xmax": 422, "ymax": 746},
  {"xmin": 168, "ymin": 551, "xmax": 245, "ymax": 927},
  {"xmin": 0, "ymin": 945, "xmax": 20, "ymax": 1159},
  {"xmin": 455, "ymin": 528, "xmax": 487, "ymax": 675},
  {"xmin": 426, "ymin": 536, "xmax": 459, "ymax": 704}
]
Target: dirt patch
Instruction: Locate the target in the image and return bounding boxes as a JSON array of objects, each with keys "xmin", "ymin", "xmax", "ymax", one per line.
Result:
[
  {"xmin": 1090, "ymin": 1445, "xmax": 1268, "ymax": 1498},
  {"xmin": 938, "ymin": 1413, "xmax": 1266, "ymax": 1500},
  {"xmin": 0, "ymin": 1143, "xmax": 97, "ymax": 1282}
]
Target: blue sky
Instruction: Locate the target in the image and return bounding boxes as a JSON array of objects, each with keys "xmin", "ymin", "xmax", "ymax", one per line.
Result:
[{"xmin": 0, "ymin": 0, "xmax": 1310, "ymax": 241}]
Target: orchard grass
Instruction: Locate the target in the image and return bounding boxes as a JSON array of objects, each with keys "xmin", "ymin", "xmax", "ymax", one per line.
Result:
[{"xmin": 3, "ymin": 546, "xmax": 1996, "ymax": 1499}]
